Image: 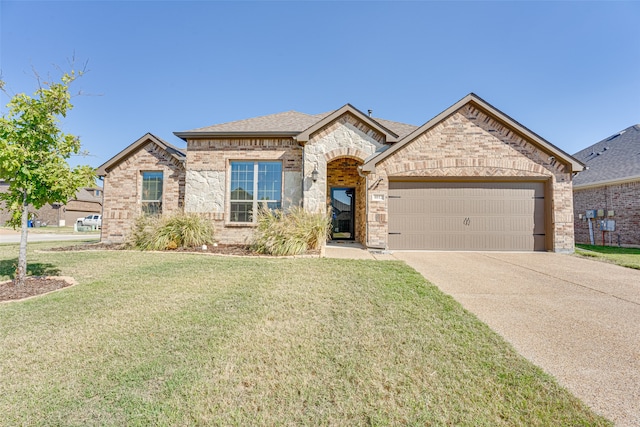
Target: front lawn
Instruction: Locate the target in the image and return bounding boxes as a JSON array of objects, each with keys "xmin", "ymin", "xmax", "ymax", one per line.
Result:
[
  {"xmin": 0, "ymin": 243, "xmax": 610, "ymax": 426},
  {"xmin": 575, "ymin": 244, "xmax": 640, "ymax": 270}
]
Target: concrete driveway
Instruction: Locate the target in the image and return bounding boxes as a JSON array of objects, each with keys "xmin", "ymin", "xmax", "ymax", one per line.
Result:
[
  {"xmin": 0, "ymin": 228, "xmax": 99, "ymax": 244},
  {"xmin": 393, "ymin": 251, "xmax": 640, "ymax": 427}
]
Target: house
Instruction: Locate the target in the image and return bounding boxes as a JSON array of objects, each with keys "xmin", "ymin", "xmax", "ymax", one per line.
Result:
[
  {"xmin": 572, "ymin": 125, "xmax": 640, "ymax": 247},
  {"xmin": 0, "ymin": 181, "xmax": 102, "ymax": 226},
  {"xmin": 97, "ymin": 93, "xmax": 584, "ymax": 252}
]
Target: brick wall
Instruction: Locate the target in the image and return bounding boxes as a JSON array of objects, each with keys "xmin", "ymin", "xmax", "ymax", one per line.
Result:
[
  {"xmin": 326, "ymin": 158, "xmax": 365, "ymax": 243},
  {"xmin": 370, "ymin": 105, "xmax": 575, "ymax": 252},
  {"xmin": 184, "ymin": 137, "xmax": 302, "ymax": 244},
  {"xmin": 102, "ymin": 142, "xmax": 185, "ymax": 243},
  {"xmin": 573, "ymin": 181, "xmax": 640, "ymax": 247},
  {"xmin": 187, "ymin": 138, "xmax": 301, "ymax": 171}
]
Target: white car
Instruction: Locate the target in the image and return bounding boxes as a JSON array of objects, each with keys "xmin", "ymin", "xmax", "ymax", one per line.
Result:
[{"xmin": 78, "ymin": 214, "xmax": 102, "ymax": 228}]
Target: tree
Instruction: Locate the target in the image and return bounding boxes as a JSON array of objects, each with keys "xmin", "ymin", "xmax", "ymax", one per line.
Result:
[{"xmin": 0, "ymin": 69, "xmax": 95, "ymax": 286}]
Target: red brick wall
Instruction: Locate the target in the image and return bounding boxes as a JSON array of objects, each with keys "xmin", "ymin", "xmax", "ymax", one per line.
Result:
[
  {"xmin": 102, "ymin": 142, "xmax": 185, "ymax": 243},
  {"xmin": 185, "ymin": 137, "xmax": 302, "ymax": 244},
  {"xmin": 326, "ymin": 158, "xmax": 365, "ymax": 243},
  {"xmin": 372, "ymin": 105, "xmax": 576, "ymax": 252},
  {"xmin": 573, "ymin": 181, "xmax": 640, "ymax": 247}
]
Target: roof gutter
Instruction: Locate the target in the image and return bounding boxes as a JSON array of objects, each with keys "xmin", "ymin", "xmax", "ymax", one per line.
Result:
[
  {"xmin": 173, "ymin": 131, "xmax": 300, "ymax": 141},
  {"xmin": 573, "ymin": 174, "xmax": 640, "ymax": 190}
]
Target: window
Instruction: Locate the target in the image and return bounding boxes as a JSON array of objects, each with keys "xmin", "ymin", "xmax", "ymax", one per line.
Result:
[
  {"xmin": 230, "ymin": 161, "xmax": 282, "ymax": 222},
  {"xmin": 141, "ymin": 171, "xmax": 163, "ymax": 215}
]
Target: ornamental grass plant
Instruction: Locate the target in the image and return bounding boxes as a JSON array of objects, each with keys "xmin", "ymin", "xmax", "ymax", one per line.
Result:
[
  {"xmin": 129, "ymin": 212, "xmax": 214, "ymax": 251},
  {"xmin": 253, "ymin": 206, "xmax": 331, "ymax": 256}
]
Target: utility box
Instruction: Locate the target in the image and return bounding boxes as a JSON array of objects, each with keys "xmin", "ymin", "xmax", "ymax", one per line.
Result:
[
  {"xmin": 585, "ymin": 210, "xmax": 597, "ymax": 219},
  {"xmin": 599, "ymin": 219, "xmax": 616, "ymax": 232}
]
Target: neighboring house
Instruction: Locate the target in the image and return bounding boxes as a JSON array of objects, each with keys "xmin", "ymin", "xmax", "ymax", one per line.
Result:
[
  {"xmin": 572, "ymin": 125, "xmax": 640, "ymax": 247},
  {"xmin": 97, "ymin": 93, "xmax": 584, "ymax": 252},
  {"xmin": 0, "ymin": 182, "xmax": 102, "ymax": 226}
]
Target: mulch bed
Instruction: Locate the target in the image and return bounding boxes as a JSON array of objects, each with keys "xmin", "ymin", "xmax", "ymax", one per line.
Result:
[
  {"xmin": 47, "ymin": 242, "xmax": 263, "ymax": 256},
  {"xmin": 0, "ymin": 277, "xmax": 75, "ymax": 303},
  {"xmin": 2, "ymin": 243, "xmax": 318, "ymax": 303},
  {"xmin": 47, "ymin": 242, "xmax": 320, "ymax": 257}
]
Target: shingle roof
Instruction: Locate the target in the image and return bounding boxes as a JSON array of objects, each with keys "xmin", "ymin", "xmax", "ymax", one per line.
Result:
[
  {"xmin": 175, "ymin": 108, "xmax": 418, "ymax": 141},
  {"xmin": 73, "ymin": 187, "xmax": 103, "ymax": 203},
  {"xmin": 96, "ymin": 133, "xmax": 186, "ymax": 176},
  {"xmin": 373, "ymin": 117, "xmax": 418, "ymax": 140},
  {"xmin": 572, "ymin": 125, "xmax": 640, "ymax": 188},
  {"xmin": 185, "ymin": 111, "xmax": 325, "ymax": 134}
]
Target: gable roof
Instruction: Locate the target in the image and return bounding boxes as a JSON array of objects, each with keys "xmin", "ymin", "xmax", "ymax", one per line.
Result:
[
  {"xmin": 96, "ymin": 133, "xmax": 186, "ymax": 176},
  {"xmin": 363, "ymin": 93, "xmax": 585, "ymax": 174},
  {"xmin": 572, "ymin": 125, "xmax": 640, "ymax": 188},
  {"xmin": 174, "ymin": 106, "xmax": 416, "ymax": 143},
  {"xmin": 294, "ymin": 104, "xmax": 400, "ymax": 144},
  {"xmin": 73, "ymin": 187, "xmax": 103, "ymax": 203}
]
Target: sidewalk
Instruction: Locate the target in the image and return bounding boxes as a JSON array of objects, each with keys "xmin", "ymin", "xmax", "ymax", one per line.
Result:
[{"xmin": 324, "ymin": 242, "xmax": 395, "ymax": 260}]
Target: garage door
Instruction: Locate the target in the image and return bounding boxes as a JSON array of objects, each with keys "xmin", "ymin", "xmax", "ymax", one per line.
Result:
[{"xmin": 388, "ymin": 181, "xmax": 546, "ymax": 251}]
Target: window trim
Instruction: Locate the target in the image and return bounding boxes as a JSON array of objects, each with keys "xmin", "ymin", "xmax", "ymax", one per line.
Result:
[
  {"xmin": 227, "ymin": 160, "xmax": 283, "ymax": 225},
  {"xmin": 141, "ymin": 170, "xmax": 164, "ymax": 216}
]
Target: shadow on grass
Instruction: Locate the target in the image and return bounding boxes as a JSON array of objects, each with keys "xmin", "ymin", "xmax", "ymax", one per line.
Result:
[
  {"xmin": 0, "ymin": 258, "xmax": 62, "ymax": 279},
  {"xmin": 576, "ymin": 244, "xmax": 640, "ymax": 255}
]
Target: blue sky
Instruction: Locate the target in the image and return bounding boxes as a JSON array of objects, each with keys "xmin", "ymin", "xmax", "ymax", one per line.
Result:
[{"xmin": 1, "ymin": 1, "xmax": 639, "ymax": 170}]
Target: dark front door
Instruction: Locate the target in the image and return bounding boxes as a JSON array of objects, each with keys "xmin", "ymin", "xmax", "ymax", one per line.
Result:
[{"xmin": 331, "ymin": 187, "xmax": 355, "ymax": 240}]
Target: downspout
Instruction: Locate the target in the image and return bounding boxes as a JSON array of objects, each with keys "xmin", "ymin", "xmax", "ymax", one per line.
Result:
[{"xmin": 98, "ymin": 175, "xmax": 105, "ymax": 242}]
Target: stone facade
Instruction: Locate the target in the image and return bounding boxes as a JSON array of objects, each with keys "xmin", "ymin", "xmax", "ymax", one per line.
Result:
[
  {"xmin": 368, "ymin": 105, "xmax": 575, "ymax": 252},
  {"xmin": 573, "ymin": 181, "xmax": 640, "ymax": 247},
  {"xmin": 101, "ymin": 142, "xmax": 185, "ymax": 243},
  {"xmin": 178, "ymin": 116, "xmax": 384, "ymax": 245},
  {"xmin": 99, "ymin": 96, "xmax": 581, "ymax": 251},
  {"xmin": 183, "ymin": 137, "xmax": 302, "ymax": 244},
  {"xmin": 303, "ymin": 113, "xmax": 384, "ymax": 213}
]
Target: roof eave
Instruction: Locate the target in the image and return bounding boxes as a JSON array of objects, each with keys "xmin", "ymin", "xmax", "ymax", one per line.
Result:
[
  {"xmin": 295, "ymin": 103, "xmax": 399, "ymax": 144},
  {"xmin": 363, "ymin": 93, "xmax": 584, "ymax": 173},
  {"xmin": 573, "ymin": 174, "xmax": 640, "ymax": 190},
  {"xmin": 174, "ymin": 131, "xmax": 299, "ymax": 141},
  {"xmin": 97, "ymin": 133, "xmax": 186, "ymax": 177}
]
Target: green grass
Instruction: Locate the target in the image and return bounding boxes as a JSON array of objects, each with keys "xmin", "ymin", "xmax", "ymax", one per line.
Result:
[
  {"xmin": 0, "ymin": 243, "xmax": 610, "ymax": 426},
  {"xmin": 575, "ymin": 244, "xmax": 640, "ymax": 270}
]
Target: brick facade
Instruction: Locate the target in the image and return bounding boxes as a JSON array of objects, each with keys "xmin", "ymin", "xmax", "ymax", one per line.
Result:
[
  {"xmin": 184, "ymin": 137, "xmax": 302, "ymax": 244},
  {"xmin": 368, "ymin": 105, "xmax": 575, "ymax": 252},
  {"xmin": 573, "ymin": 181, "xmax": 640, "ymax": 247},
  {"xmin": 326, "ymin": 157, "xmax": 365, "ymax": 244},
  {"xmin": 99, "ymin": 97, "xmax": 580, "ymax": 251},
  {"xmin": 101, "ymin": 142, "xmax": 185, "ymax": 243}
]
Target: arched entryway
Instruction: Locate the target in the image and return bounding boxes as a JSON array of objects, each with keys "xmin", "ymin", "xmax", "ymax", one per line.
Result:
[{"xmin": 326, "ymin": 157, "xmax": 366, "ymax": 243}]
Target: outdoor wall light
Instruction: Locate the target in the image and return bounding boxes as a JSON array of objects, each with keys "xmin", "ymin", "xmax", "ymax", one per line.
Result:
[{"xmin": 311, "ymin": 165, "xmax": 319, "ymax": 182}]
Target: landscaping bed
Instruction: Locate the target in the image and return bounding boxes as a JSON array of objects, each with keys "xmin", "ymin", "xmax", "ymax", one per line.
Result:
[{"xmin": 0, "ymin": 277, "xmax": 74, "ymax": 302}]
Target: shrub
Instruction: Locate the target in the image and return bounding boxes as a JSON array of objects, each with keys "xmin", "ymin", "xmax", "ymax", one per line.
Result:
[
  {"xmin": 129, "ymin": 212, "xmax": 214, "ymax": 250},
  {"xmin": 253, "ymin": 206, "xmax": 331, "ymax": 256}
]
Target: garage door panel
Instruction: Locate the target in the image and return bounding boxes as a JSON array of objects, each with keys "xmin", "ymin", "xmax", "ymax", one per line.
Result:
[{"xmin": 388, "ymin": 181, "xmax": 545, "ymax": 251}]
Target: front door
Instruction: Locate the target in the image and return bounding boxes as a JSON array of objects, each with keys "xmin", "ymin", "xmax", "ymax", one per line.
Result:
[{"xmin": 331, "ymin": 187, "xmax": 355, "ymax": 240}]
